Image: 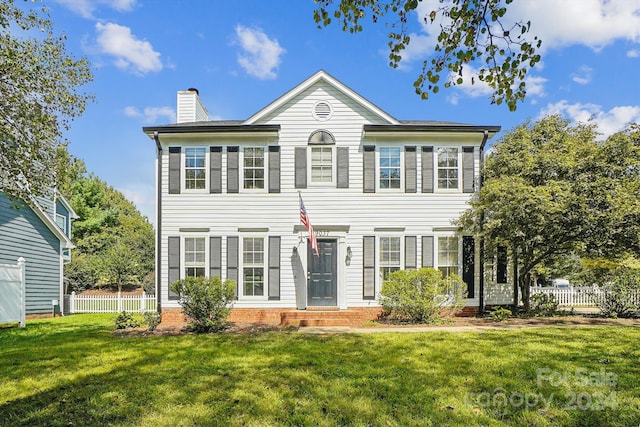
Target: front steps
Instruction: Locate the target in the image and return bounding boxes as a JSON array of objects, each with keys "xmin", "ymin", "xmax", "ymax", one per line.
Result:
[{"xmin": 280, "ymin": 309, "xmax": 367, "ymax": 327}]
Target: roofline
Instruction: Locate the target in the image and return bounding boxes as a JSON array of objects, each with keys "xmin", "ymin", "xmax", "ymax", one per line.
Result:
[
  {"xmin": 363, "ymin": 124, "xmax": 501, "ymax": 133},
  {"xmin": 55, "ymin": 191, "xmax": 78, "ymax": 219},
  {"xmin": 143, "ymin": 124, "xmax": 280, "ymax": 135},
  {"xmin": 28, "ymin": 197, "xmax": 74, "ymax": 249},
  {"xmin": 244, "ymin": 70, "xmax": 399, "ymax": 125}
]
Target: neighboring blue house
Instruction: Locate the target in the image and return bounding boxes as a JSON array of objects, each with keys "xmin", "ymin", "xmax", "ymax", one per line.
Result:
[{"xmin": 0, "ymin": 191, "xmax": 77, "ymax": 317}]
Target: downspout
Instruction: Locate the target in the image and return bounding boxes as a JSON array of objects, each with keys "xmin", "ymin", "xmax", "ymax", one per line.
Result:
[
  {"xmin": 153, "ymin": 131, "xmax": 163, "ymax": 313},
  {"xmin": 478, "ymin": 130, "xmax": 488, "ymax": 314}
]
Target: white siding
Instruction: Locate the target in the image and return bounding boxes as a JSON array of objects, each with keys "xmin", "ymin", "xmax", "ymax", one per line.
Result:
[{"xmin": 158, "ymin": 80, "xmax": 488, "ymax": 309}]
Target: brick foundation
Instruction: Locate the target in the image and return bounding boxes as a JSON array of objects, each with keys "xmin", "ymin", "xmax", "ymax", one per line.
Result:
[{"xmin": 26, "ymin": 312, "xmax": 57, "ymax": 320}]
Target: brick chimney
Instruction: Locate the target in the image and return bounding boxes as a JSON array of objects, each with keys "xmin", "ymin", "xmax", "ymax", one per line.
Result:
[{"xmin": 176, "ymin": 87, "xmax": 209, "ymax": 123}]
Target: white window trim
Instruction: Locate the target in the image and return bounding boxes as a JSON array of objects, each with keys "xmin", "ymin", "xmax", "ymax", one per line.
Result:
[
  {"xmin": 182, "ymin": 147, "xmax": 209, "ymax": 193},
  {"xmin": 240, "ymin": 145, "xmax": 268, "ymax": 193},
  {"xmin": 377, "ymin": 146, "xmax": 404, "ymax": 192},
  {"xmin": 435, "ymin": 146, "xmax": 461, "ymax": 192},
  {"xmin": 180, "ymin": 235, "xmax": 208, "ymax": 280},
  {"xmin": 377, "ymin": 234, "xmax": 404, "ymax": 290},
  {"xmin": 55, "ymin": 213, "xmax": 67, "ymax": 234},
  {"xmin": 308, "ymin": 145, "xmax": 336, "ymax": 186},
  {"xmin": 239, "ymin": 235, "xmax": 268, "ymax": 300},
  {"xmin": 435, "ymin": 235, "xmax": 461, "ymax": 277}
]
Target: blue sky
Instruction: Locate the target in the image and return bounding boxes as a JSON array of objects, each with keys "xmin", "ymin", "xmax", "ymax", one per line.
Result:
[{"xmin": 25, "ymin": 0, "xmax": 640, "ymax": 222}]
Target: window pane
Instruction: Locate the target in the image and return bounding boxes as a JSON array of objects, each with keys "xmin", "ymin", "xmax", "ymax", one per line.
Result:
[
  {"xmin": 311, "ymin": 147, "xmax": 333, "ymax": 183},
  {"xmin": 379, "ymin": 147, "xmax": 401, "ymax": 189},
  {"xmin": 437, "ymin": 148, "xmax": 458, "ymax": 189},
  {"xmin": 438, "ymin": 237, "xmax": 459, "ymax": 277},
  {"xmin": 184, "ymin": 148, "xmax": 207, "ymax": 190},
  {"xmin": 243, "ymin": 147, "xmax": 265, "ymax": 189}
]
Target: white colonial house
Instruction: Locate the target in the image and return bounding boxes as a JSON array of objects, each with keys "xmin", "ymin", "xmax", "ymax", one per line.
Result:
[{"xmin": 143, "ymin": 70, "xmax": 501, "ymax": 325}]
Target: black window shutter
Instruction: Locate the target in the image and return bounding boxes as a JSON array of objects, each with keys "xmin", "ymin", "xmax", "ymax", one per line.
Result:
[
  {"xmin": 463, "ymin": 146, "xmax": 475, "ymax": 193},
  {"xmin": 363, "ymin": 145, "xmax": 375, "ymax": 193},
  {"xmin": 268, "ymin": 146, "xmax": 281, "ymax": 193},
  {"xmin": 227, "ymin": 147, "xmax": 239, "ymax": 193},
  {"xmin": 497, "ymin": 246, "xmax": 508, "ymax": 284},
  {"xmin": 421, "ymin": 146, "xmax": 434, "ymax": 193},
  {"xmin": 268, "ymin": 236, "xmax": 281, "ymax": 300},
  {"xmin": 405, "ymin": 146, "xmax": 417, "ymax": 193},
  {"xmin": 168, "ymin": 236, "xmax": 180, "ymax": 300},
  {"xmin": 363, "ymin": 236, "xmax": 375, "ymax": 299},
  {"xmin": 226, "ymin": 236, "xmax": 239, "ymax": 298},
  {"xmin": 405, "ymin": 236, "xmax": 417, "ymax": 270},
  {"xmin": 462, "ymin": 236, "xmax": 475, "ymax": 298},
  {"xmin": 422, "ymin": 236, "xmax": 434, "ymax": 268},
  {"xmin": 210, "ymin": 147, "xmax": 222, "ymax": 193},
  {"xmin": 337, "ymin": 146, "xmax": 349, "ymax": 188},
  {"xmin": 210, "ymin": 236, "xmax": 222, "ymax": 279},
  {"xmin": 168, "ymin": 147, "xmax": 181, "ymax": 194},
  {"xmin": 295, "ymin": 147, "xmax": 307, "ymax": 189}
]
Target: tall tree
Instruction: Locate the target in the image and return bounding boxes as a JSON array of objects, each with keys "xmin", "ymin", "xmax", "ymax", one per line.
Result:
[
  {"xmin": 459, "ymin": 116, "xmax": 640, "ymax": 309},
  {"xmin": 314, "ymin": 0, "xmax": 541, "ymax": 111},
  {"xmin": 0, "ymin": 0, "xmax": 93, "ymax": 201}
]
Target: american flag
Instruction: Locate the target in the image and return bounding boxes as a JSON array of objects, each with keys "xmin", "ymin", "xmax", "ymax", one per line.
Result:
[{"xmin": 299, "ymin": 195, "xmax": 319, "ymax": 257}]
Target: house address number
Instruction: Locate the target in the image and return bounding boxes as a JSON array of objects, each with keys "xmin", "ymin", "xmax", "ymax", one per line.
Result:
[{"xmin": 316, "ymin": 230, "xmax": 329, "ymax": 237}]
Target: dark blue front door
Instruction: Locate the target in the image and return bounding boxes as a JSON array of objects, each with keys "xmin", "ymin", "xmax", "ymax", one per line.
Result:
[{"xmin": 307, "ymin": 239, "xmax": 337, "ymax": 306}]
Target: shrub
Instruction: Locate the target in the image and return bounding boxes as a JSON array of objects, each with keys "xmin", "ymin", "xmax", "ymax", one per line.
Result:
[
  {"xmin": 170, "ymin": 276, "xmax": 236, "ymax": 333},
  {"xmin": 529, "ymin": 293, "xmax": 558, "ymax": 317},
  {"xmin": 143, "ymin": 311, "xmax": 161, "ymax": 331},
  {"xmin": 488, "ymin": 306, "xmax": 512, "ymax": 322},
  {"xmin": 591, "ymin": 269, "xmax": 640, "ymax": 318},
  {"xmin": 114, "ymin": 311, "xmax": 141, "ymax": 329},
  {"xmin": 379, "ymin": 268, "xmax": 467, "ymax": 324}
]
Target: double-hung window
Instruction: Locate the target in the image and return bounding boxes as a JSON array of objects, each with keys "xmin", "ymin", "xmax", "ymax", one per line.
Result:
[
  {"xmin": 243, "ymin": 147, "xmax": 265, "ymax": 189},
  {"xmin": 243, "ymin": 237, "xmax": 264, "ymax": 296},
  {"xmin": 55, "ymin": 214, "xmax": 67, "ymax": 234},
  {"xmin": 380, "ymin": 236, "xmax": 401, "ymax": 283},
  {"xmin": 438, "ymin": 236, "xmax": 459, "ymax": 277},
  {"xmin": 437, "ymin": 147, "xmax": 459, "ymax": 189},
  {"xmin": 379, "ymin": 147, "xmax": 401, "ymax": 189},
  {"xmin": 311, "ymin": 147, "xmax": 333, "ymax": 183},
  {"xmin": 184, "ymin": 237, "xmax": 206, "ymax": 278},
  {"xmin": 185, "ymin": 147, "xmax": 207, "ymax": 190}
]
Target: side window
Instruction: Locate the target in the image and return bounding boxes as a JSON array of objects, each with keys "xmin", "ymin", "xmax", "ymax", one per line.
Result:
[
  {"xmin": 379, "ymin": 147, "xmax": 401, "ymax": 189},
  {"xmin": 243, "ymin": 237, "xmax": 265, "ymax": 296},
  {"xmin": 184, "ymin": 147, "xmax": 207, "ymax": 190},
  {"xmin": 184, "ymin": 237, "xmax": 206, "ymax": 278},
  {"xmin": 379, "ymin": 236, "xmax": 401, "ymax": 283},
  {"xmin": 438, "ymin": 236, "xmax": 459, "ymax": 277},
  {"xmin": 311, "ymin": 146, "xmax": 333, "ymax": 184},
  {"xmin": 243, "ymin": 147, "xmax": 265, "ymax": 189},
  {"xmin": 437, "ymin": 147, "xmax": 459, "ymax": 189},
  {"xmin": 55, "ymin": 214, "xmax": 67, "ymax": 234}
]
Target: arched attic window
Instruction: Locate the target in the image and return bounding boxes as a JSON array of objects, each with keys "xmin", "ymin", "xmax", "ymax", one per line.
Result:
[{"xmin": 308, "ymin": 129, "xmax": 335, "ymax": 145}]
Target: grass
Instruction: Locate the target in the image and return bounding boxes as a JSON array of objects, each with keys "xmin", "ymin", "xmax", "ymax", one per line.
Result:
[{"xmin": 1, "ymin": 315, "xmax": 639, "ymax": 426}]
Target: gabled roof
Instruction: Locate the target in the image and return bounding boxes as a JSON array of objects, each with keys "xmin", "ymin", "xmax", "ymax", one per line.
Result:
[
  {"xmin": 29, "ymin": 195, "xmax": 74, "ymax": 249},
  {"xmin": 244, "ymin": 70, "xmax": 399, "ymax": 125},
  {"xmin": 56, "ymin": 192, "xmax": 78, "ymax": 220}
]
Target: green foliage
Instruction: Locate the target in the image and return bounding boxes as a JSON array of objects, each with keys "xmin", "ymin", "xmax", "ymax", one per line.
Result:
[
  {"xmin": 460, "ymin": 117, "xmax": 640, "ymax": 310},
  {"xmin": 143, "ymin": 311, "xmax": 161, "ymax": 331},
  {"xmin": 529, "ymin": 293, "xmax": 558, "ymax": 317},
  {"xmin": 590, "ymin": 268, "xmax": 640, "ymax": 319},
  {"xmin": 313, "ymin": 0, "xmax": 541, "ymax": 110},
  {"xmin": 171, "ymin": 276, "xmax": 236, "ymax": 333},
  {"xmin": 379, "ymin": 268, "xmax": 467, "ymax": 323},
  {"xmin": 114, "ymin": 311, "xmax": 141, "ymax": 329},
  {"xmin": 488, "ymin": 306, "xmax": 511, "ymax": 322},
  {"xmin": 0, "ymin": 0, "xmax": 93, "ymax": 200}
]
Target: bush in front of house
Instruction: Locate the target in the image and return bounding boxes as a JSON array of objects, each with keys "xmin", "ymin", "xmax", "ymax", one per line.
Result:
[
  {"xmin": 591, "ymin": 268, "xmax": 640, "ymax": 318},
  {"xmin": 143, "ymin": 311, "xmax": 161, "ymax": 331},
  {"xmin": 114, "ymin": 311, "xmax": 141, "ymax": 329},
  {"xmin": 488, "ymin": 306, "xmax": 512, "ymax": 322},
  {"xmin": 529, "ymin": 293, "xmax": 559, "ymax": 317},
  {"xmin": 379, "ymin": 268, "xmax": 467, "ymax": 324},
  {"xmin": 170, "ymin": 276, "xmax": 236, "ymax": 333}
]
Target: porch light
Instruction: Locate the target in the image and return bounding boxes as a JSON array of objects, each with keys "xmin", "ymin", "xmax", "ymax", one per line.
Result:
[{"xmin": 346, "ymin": 246, "xmax": 352, "ymax": 266}]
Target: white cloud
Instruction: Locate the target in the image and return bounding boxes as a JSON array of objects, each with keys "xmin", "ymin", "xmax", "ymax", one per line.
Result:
[
  {"xmin": 95, "ymin": 22, "xmax": 162, "ymax": 75},
  {"xmin": 538, "ymin": 101, "xmax": 640, "ymax": 138},
  {"xmin": 628, "ymin": 49, "xmax": 640, "ymax": 58},
  {"xmin": 124, "ymin": 106, "xmax": 175, "ymax": 123},
  {"xmin": 571, "ymin": 65, "xmax": 592, "ymax": 85},
  {"xmin": 234, "ymin": 25, "xmax": 285, "ymax": 79},
  {"xmin": 119, "ymin": 186, "xmax": 155, "ymax": 224},
  {"xmin": 54, "ymin": 0, "xmax": 136, "ymax": 19}
]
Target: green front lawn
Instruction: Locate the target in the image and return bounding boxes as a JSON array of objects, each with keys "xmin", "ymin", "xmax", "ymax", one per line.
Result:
[{"xmin": 1, "ymin": 315, "xmax": 639, "ymax": 426}]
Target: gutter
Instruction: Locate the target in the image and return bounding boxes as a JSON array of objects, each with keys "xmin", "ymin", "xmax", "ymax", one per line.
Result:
[
  {"xmin": 478, "ymin": 130, "xmax": 488, "ymax": 314},
  {"xmin": 153, "ymin": 131, "xmax": 162, "ymax": 313}
]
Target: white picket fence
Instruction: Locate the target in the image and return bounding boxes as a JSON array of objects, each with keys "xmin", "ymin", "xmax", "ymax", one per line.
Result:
[
  {"xmin": 65, "ymin": 291, "xmax": 157, "ymax": 314},
  {"xmin": 530, "ymin": 286, "xmax": 640, "ymax": 307}
]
